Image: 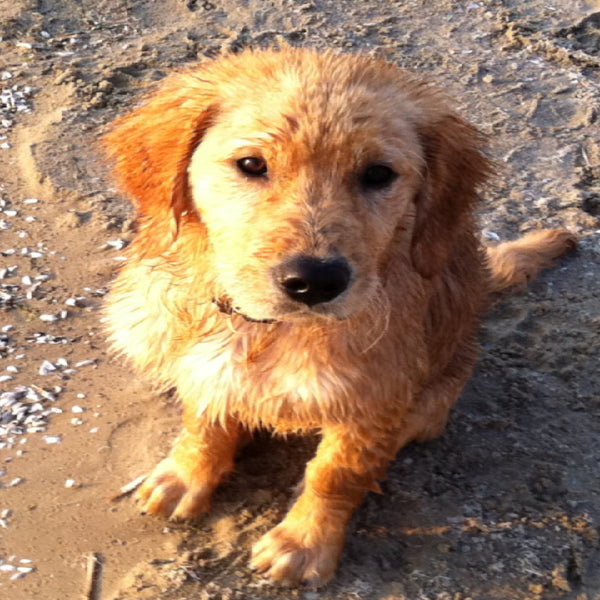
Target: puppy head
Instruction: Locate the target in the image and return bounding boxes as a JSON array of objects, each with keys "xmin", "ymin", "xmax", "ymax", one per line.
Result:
[{"xmin": 105, "ymin": 49, "xmax": 489, "ymax": 322}]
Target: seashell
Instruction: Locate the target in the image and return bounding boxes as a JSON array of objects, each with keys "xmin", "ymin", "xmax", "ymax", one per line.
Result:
[
  {"xmin": 75, "ymin": 359, "xmax": 96, "ymax": 368},
  {"xmin": 39, "ymin": 360, "xmax": 57, "ymax": 375},
  {"xmin": 39, "ymin": 314, "xmax": 59, "ymax": 322}
]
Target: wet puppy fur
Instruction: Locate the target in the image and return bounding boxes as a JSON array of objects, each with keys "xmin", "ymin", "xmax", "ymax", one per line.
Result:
[{"xmin": 104, "ymin": 48, "xmax": 576, "ymax": 586}]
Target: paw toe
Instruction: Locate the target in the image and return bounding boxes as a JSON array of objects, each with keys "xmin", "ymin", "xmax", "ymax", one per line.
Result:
[
  {"xmin": 138, "ymin": 479, "xmax": 184, "ymax": 516},
  {"xmin": 135, "ymin": 459, "xmax": 210, "ymax": 519},
  {"xmin": 250, "ymin": 526, "xmax": 339, "ymax": 587}
]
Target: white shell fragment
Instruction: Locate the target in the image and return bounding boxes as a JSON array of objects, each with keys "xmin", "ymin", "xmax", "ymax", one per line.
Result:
[
  {"xmin": 104, "ymin": 238, "xmax": 128, "ymax": 250},
  {"xmin": 0, "ymin": 564, "xmax": 16, "ymax": 572},
  {"xmin": 65, "ymin": 296, "xmax": 86, "ymax": 307},
  {"xmin": 75, "ymin": 359, "xmax": 96, "ymax": 368},
  {"xmin": 0, "ymin": 265, "xmax": 17, "ymax": 279},
  {"xmin": 39, "ymin": 360, "xmax": 57, "ymax": 375},
  {"xmin": 10, "ymin": 571, "xmax": 27, "ymax": 580},
  {"xmin": 39, "ymin": 313, "xmax": 59, "ymax": 322},
  {"xmin": 482, "ymin": 229, "xmax": 501, "ymax": 242},
  {"xmin": 30, "ymin": 384, "xmax": 58, "ymax": 401},
  {"xmin": 43, "ymin": 435, "xmax": 62, "ymax": 444},
  {"xmin": 109, "ymin": 474, "xmax": 147, "ymax": 502}
]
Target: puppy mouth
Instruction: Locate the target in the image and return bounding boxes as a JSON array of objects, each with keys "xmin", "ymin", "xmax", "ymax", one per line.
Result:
[
  {"xmin": 212, "ymin": 296, "xmax": 279, "ymax": 325},
  {"xmin": 211, "ymin": 295, "xmax": 348, "ymax": 324}
]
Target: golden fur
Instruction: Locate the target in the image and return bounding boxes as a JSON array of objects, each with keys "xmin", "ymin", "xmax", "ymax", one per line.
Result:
[{"xmin": 103, "ymin": 48, "xmax": 576, "ymax": 586}]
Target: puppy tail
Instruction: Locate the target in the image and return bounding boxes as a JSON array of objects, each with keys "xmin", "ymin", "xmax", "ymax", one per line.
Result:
[{"xmin": 486, "ymin": 229, "xmax": 577, "ymax": 293}]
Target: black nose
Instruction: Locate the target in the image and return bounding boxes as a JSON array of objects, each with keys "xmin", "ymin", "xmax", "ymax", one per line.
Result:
[{"xmin": 274, "ymin": 256, "xmax": 352, "ymax": 306}]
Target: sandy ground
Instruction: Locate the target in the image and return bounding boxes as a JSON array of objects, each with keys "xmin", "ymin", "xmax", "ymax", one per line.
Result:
[{"xmin": 1, "ymin": 1, "xmax": 599, "ymax": 599}]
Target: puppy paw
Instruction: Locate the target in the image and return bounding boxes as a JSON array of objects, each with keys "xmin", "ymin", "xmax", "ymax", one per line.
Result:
[
  {"xmin": 136, "ymin": 457, "xmax": 212, "ymax": 520},
  {"xmin": 250, "ymin": 521, "xmax": 343, "ymax": 587}
]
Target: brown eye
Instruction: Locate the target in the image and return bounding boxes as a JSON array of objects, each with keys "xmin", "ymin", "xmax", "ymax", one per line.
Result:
[
  {"xmin": 360, "ymin": 164, "xmax": 398, "ymax": 190},
  {"xmin": 237, "ymin": 156, "xmax": 268, "ymax": 177}
]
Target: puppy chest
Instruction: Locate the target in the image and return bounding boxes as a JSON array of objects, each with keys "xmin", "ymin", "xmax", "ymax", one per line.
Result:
[{"xmin": 173, "ymin": 331, "xmax": 416, "ymax": 429}]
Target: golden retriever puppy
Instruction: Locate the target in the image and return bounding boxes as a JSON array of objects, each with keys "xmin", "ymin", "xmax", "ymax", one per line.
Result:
[{"xmin": 103, "ymin": 47, "xmax": 575, "ymax": 586}]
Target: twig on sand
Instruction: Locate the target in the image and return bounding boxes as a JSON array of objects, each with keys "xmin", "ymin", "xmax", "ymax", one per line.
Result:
[
  {"xmin": 83, "ymin": 553, "xmax": 103, "ymax": 600},
  {"xmin": 108, "ymin": 473, "xmax": 147, "ymax": 502}
]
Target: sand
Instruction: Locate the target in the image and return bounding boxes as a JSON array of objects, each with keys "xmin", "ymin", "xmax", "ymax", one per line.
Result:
[{"xmin": 0, "ymin": 1, "xmax": 599, "ymax": 598}]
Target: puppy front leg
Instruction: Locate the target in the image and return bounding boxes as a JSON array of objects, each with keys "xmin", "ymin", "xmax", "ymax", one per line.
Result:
[
  {"xmin": 251, "ymin": 426, "xmax": 397, "ymax": 587},
  {"xmin": 137, "ymin": 410, "xmax": 241, "ymax": 521}
]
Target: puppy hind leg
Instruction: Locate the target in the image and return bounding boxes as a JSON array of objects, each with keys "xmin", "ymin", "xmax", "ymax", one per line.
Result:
[
  {"xmin": 136, "ymin": 413, "xmax": 241, "ymax": 521},
  {"xmin": 409, "ymin": 373, "xmax": 470, "ymax": 443},
  {"xmin": 411, "ymin": 333, "xmax": 480, "ymax": 443}
]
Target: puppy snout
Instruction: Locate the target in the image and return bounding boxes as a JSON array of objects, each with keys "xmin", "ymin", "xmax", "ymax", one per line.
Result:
[{"xmin": 274, "ymin": 256, "xmax": 352, "ymax": 307}]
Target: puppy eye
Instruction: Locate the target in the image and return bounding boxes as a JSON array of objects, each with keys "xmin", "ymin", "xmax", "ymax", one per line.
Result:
[
  {"xmin": 360, "ymin": 164, "xmax": 398, "ymax": 190},
  {"xmin": 237, "ymin": 156, "xmax": 268, "ymax": 178}
]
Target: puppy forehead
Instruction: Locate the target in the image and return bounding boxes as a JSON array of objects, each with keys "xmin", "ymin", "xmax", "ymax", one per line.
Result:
[{"xmin": 206, "ymin": 53, "xmax": 424, "ymax": 159}]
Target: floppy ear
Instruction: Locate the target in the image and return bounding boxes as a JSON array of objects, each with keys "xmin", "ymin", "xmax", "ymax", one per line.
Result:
[
  {"xmin": 411, "ymin": 114, "xmax": 490, "ymax": 278},
  {"xmin": 103, "ymin": 71, "xmax": 217, "ymax": 255}
]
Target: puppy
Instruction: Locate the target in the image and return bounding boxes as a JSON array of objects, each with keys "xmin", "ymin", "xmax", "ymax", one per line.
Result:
[{"xmin": 103, "ymin": 47, "xmax": 575, "ymax": 586}]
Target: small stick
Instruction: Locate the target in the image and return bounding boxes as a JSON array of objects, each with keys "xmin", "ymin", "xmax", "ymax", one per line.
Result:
[
  {"xmin": 83, "ymin": 553, "xmax": 103, "ymax": 600},
  {"xmin": 108, "ymin": 474, "xmax": 147, "ymax": 502}
]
